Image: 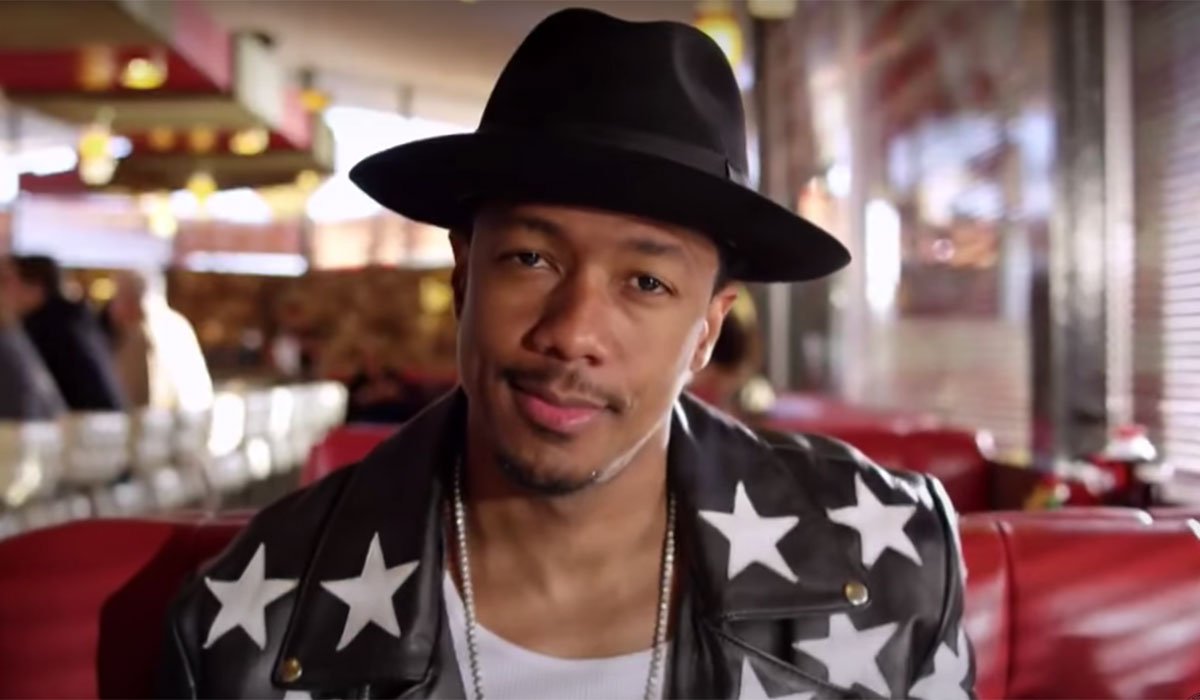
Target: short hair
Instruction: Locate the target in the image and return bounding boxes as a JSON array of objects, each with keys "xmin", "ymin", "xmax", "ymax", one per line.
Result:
[
  {"xmin": 11, "ymin": 255, "xmax": 62, "ymax": 298},
  {"xmin": 712, "ymin": 248, "xmax": 732, "ymax": 294}
]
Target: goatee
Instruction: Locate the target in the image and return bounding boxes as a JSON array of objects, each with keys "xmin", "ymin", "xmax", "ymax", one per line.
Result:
[{"xmin": 495, "ymin": 453, "xmax": 601, "ymax": 496}]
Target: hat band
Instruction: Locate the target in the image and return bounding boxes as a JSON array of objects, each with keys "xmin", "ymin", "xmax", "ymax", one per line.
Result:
[{"xmin": 477, "ymin": 122, "xmax": 750, "ymax": 188}]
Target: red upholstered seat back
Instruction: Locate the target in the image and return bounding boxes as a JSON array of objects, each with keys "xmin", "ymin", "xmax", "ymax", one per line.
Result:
[
  {"xmin": 0, "ymin": 515, "xmax": 247, "ymax": 699},
  {"xmin": 299, "ymin": 423, "xmax": 397, "ymax": 486},
  {"xmin": 1, "ymin": 511, "xmax": 1198, "ymax": 699},
  {"xmin": 960, "ymin": 518, "xmax": 1011, "ymax": 700},
  {"xmin": 902, "ymin": 428, "xmax": 993, "ymax": 513},
  {"xmin": 304, "ymin": 418, "xmax": 997, "ymax": 512},
  {"xmin": 1002, "ymin": 518, "xmax": 1200, "ymax": 699},
  {"xmin": 822, "ymin": 426, "xmax": 993, "ymax": 513}
]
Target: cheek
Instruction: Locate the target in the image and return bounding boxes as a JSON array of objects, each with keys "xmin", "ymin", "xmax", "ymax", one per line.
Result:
[
  {"xmin": 624, "ymin": 315, "xmax": 706, "ymax": 399},
  {"xmin": 459, "ymin": 275, "xmax": 541, "ymax": 357}
]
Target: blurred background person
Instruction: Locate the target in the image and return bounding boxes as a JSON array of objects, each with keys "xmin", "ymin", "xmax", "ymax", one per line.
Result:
[
  {"xmin": 690, "ymin": 313, "xmax": 753, "ymax": 411},
  {"xmin": 102, "ymin": 270, "xmax": 213, "ymax": 412},
  {"xmin": 689, "ymin": 287, "xmax": 768, "ymax": 414},
  {"xmin": 4, "ymin": 255, "xmax": 125, "ymax": 411},
  {"xmin": 0, "ymin": 260, "xmax": 65, "ymax": 420},
  {"xmin": 322, "ymin": 327, "xmax": 430, "ymax": 425}
]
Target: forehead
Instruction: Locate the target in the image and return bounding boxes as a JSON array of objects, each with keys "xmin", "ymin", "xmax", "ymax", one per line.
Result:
[{"xmin": 474, "ymin": 203, "xmax": 720, "ymax": 259}]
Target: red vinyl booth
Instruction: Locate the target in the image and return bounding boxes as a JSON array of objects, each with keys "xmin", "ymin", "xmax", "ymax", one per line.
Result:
[
  {"xmin": 2, "ymin": 510, "xmax": 1199, "ymax": 699},
  {"xmin": 0, "ymin": 515, "xmax": 248, "ymax": 698},
  {"xmin": 753, "ymin": 392, "xmax": 1006, "ymax": 512},
  {"xmin": 302, "ymin": 422, "xmax": 1002, "ymax": 512},
  {"xmin": 804, "ymin": 426, "xmax": 996, "ymax": 513},
  {"xmin": 299, "ymin": 423, "xmax": 397, "ymax": 487}
]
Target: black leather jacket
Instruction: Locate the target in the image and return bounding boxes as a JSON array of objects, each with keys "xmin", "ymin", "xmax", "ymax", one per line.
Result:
[{"xmin": 159, "ymin": 390, "xmax": 976, "ymax": 699}]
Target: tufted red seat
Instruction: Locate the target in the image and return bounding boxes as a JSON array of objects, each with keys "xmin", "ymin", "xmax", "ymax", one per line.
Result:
[
  {"xmin": 960, "ymin": 517, "xmax": 1010, "ymax": 699},
  {"xmin": 958, "ymin": 513, "xmax": 1200, "ymax": 699},
  {"xmin": 0, "ymin": 515, "xmax": 247, "ymax": 699},
  {"xmin": 1, "ymin": 510, "xmax": 1199, "ymax": 699},
  {"xmin": 1148, "ymin": 507, "xmax": 1200, "ymax": 522},
  {"xmin": 301, "ymin": 421, "xmax": 1005, "ymax": 513},
  {"xmin": 1003, "ymin": 517, "xmax": 1200, "ymax": 698},
  {"xmin": 299, "ymin": 423, "xmax": 397, "ymax": 487}
]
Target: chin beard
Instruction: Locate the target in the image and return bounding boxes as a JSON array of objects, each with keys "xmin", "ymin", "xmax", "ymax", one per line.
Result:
[{"xmin": 495, "ymin": 452, "xmax": 601, "ymax": 496}]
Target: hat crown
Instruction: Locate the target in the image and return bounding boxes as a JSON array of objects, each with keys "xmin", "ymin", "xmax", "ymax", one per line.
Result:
[{"xmin": 480, "ymin": 9, "xmax": 749, "ymax": 176}]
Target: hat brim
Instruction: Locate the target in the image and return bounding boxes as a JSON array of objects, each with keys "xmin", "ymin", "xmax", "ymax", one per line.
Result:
[{"xmin": 349, "ymin": 131, "xmax": 849, "ymax": 283}]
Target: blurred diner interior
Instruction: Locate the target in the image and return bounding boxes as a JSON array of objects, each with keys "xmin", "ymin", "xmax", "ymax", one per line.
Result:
[{"xmin": 0, "ymin": 1, "xmax": 1199, "ymax": 698}]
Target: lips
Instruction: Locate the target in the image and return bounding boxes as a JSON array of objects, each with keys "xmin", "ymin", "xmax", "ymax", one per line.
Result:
[{"xmin": 509, "ymin": 380, "xmax": 605, "ymax": 435}]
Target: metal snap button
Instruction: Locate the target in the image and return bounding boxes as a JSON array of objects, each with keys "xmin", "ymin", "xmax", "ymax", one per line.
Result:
[
  {"xmin": 844, "ymin": 580, "xmax": 870, "ymax": 606},
  {"xmin": 279, "ymin": 657, "xmax": 303, "ymax": 683}
]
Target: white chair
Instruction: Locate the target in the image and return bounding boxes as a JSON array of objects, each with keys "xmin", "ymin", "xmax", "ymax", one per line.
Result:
[
  {"xmin": 266, "ymin": 386, "xmax": 300, "ymax": 474},
  {"xmin": 148, "ymin": 467, "xmax": 191, "ymax": 511},
  {"xmin": 204, "ymin": 452, "xmax": 251, "ymax": 496},
  {"xmin": 91, "ymin": 479, "xmax": 154, "ymax": 518},
  {"xmin": 178, "ymin": 463, "xmax": 210, "ymax": 506},
  {"xmin": 60, "ymin": 412, "xmax": 131, "ymax": 487},
  {"xmin": 0, "ymin": 421, "xmax": 64, "ymax": 508},
  {"xmin": 242, "ymin": 389, "xmax": 274, "ymax": 442},
  {"xmin": 16, "ymin": 493, "xmax": 91, "ymax": 532},
  {"xmin": 129, "ymin": 408, "xmax": 175, "ymax": 475},
  {"xmin": 288, "ymin": 382, "xmax": 349, "ymax": 469},
  {"xmin": 0, "ymin": 511, "xmax": 21, "ymax": 540},
  {"xmin": 173, "ymin": 408, "xmax": 212, "ymax": 466}
]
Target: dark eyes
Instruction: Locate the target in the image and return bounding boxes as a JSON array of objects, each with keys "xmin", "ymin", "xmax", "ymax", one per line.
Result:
[
  {"xmin": 504, "ymin": 251, "xmax": 670, "ymax": 296},
  {"xmin": 513, "ymin": 251, "xmax": 545, "ymax": 267},
  {"xmin": 633, "ymin": 275, "xmax": 667, "ymax": 294}
]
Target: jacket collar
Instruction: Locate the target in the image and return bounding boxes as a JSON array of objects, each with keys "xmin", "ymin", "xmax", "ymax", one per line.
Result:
[
  {"xmin": 274, "ymin": 391, "xmax": 464, "ymax": 694},
  {"xmin": 274, "ymin": 388, "xmax": 864, "ymax": 693}
]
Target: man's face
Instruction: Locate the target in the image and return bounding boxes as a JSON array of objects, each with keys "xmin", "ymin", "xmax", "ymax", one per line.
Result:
[{"xmin": 454, "ymin": 203, "xmax": 737, "ymax": 494}]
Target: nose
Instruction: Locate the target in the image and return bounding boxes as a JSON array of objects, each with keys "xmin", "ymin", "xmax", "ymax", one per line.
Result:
[{"xmin": 524, "ymin": 270, "xmax": 613, "ymax": 365}]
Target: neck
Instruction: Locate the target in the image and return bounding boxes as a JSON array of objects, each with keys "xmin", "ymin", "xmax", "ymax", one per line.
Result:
[{"xmin": 460, "ymin": 423, "xmax": 671, "ymax": 596}]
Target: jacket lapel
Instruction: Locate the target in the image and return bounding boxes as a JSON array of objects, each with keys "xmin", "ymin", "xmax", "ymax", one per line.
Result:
[
  {"xmin": 273, "ymin": 391, "xmax": 466, "ymax": 696},
  {"xmin": 669, "ymin": 396, "xmax": 868, "ymax": 698},
  {"xmin": 671, "ymin": 395, "xmax": 866, "ymax": 621}
]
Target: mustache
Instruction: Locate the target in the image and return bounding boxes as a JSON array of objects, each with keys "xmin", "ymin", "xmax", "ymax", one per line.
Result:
[{"xmin": 502, "ymin": 365, "xmax": 629, "ymax": 412}]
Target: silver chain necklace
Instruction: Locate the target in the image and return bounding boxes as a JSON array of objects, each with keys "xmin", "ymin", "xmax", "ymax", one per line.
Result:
[{"xmin": 451, "ymin": 461, "xmax": 677, "ymax": 700}]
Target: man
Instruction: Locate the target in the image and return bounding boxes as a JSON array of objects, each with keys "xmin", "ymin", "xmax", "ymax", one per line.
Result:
[
  {"xmin": 0, "ymin": 260, "xmax": 65, "ymax": 419},
  {"xmin": 5, "ymin": 255, "xmax": 125, "ymax": 411},
  {"xmin": 159, "ymin": 9, "xmax": 975, "ymax": 699}
]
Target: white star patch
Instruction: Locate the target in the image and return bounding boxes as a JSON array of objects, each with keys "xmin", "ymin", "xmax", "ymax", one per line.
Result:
[
  {"xmin": 699, "ymin": 482, "xmax": 800, "ymax": 583},
  {"xmin": 908, "ymin": 625, "xmax": 971, "ymax": 700},
  {"xmin": 793, "ymin": 613, "xmax": 898, "ymax": 697},
  {"xmin": 203, "ymin": 543, "xmax": 297, "ymax": 650},
  {"xmin": 738, "ymin": 657, "xmax": 815, "ymax": 700},
  {"xmin": 321, "ymin": 532, "xmax": 419, "ymax": 651},
  {"xmin": 827, "ymin": 473, "xmax": 922, "ymax": 569}
]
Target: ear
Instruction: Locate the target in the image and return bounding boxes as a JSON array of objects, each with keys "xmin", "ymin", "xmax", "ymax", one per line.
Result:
[
  {"xmin": 449, "ymin": 230, "xmax": 470, "ymax": 318},
  {"xmin": 690, "ymin": 283, "xmax": 740, "ymax": 373}
]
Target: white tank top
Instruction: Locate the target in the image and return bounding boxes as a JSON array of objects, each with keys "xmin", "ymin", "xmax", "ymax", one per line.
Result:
[{"xmin": 442, "ymin": 573, "xmax": 667, "ymax": 699}]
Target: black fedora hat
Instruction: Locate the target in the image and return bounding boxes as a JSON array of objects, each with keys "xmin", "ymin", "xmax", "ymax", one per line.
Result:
[{"xmin": 350, "ymin": 8, "xmax": 849, "ymax": 283}]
